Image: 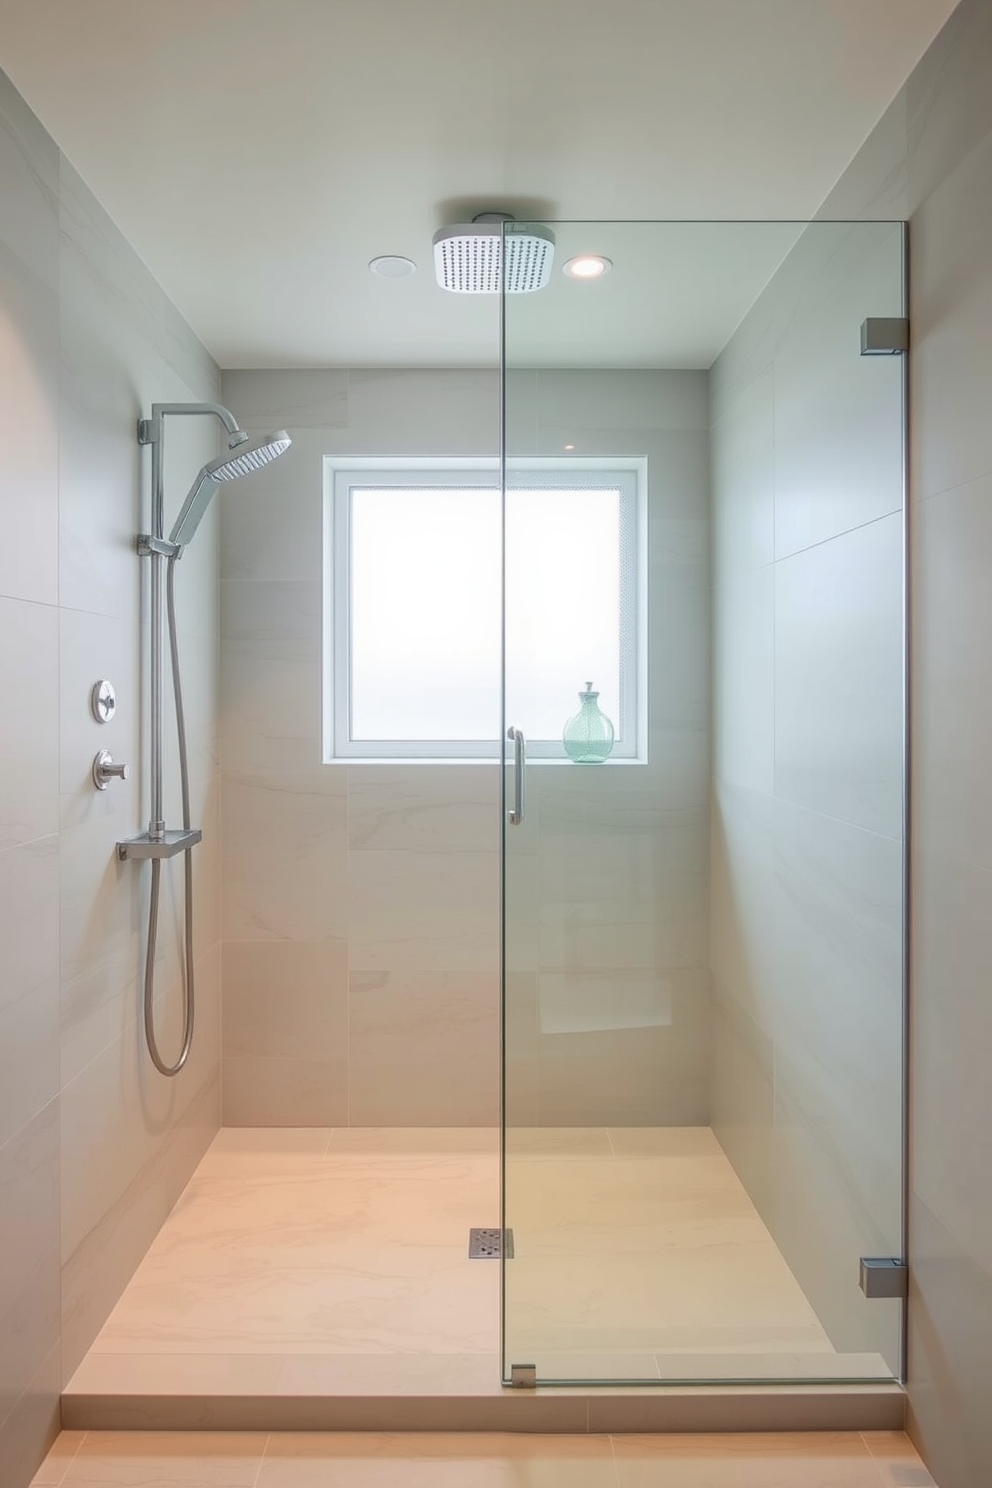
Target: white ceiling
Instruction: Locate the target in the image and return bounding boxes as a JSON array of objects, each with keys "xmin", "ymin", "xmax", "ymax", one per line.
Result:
[{"xmin": 0, "ymin": 0, "xmax": 957, "ymax": 368}]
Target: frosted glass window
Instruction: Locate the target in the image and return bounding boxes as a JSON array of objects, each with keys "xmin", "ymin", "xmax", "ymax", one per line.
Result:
[
  {"xmin": 350, "ymin": 486, "xmax": 501, "ymax": 741},
  {"xmin": 328, "ymin": 467, "xmax": 639, "ymax": 759}
]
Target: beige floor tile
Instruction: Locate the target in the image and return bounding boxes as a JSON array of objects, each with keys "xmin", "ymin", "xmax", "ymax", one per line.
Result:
[
  {"xmin": 256, "ymin": 1432, "xmax": 618, "ymax": 1488},
  {"xmin": 76, "ymin": 1125, "xmax": 885, "ymax": 1395},
  {"xmin": 612, "ymin": 1431, "xmax": 884, "ymax": 1486},
  {"xmin": 61, "ymin": 1431, "xmax": 268, "ymax": 1486},
  {"xmin": 66, "ymin": 1352, "xmax": 287, "ymax": 1396},
  {"xmin": 650, "ymin": 1352, "xmax": 890, "ymax": 1382},
  {"xmin": 861, "ymin": 1432, "xmax": 937, "ymax": 1485},
  {"xmin": 95, "ymin": 1250, "xmax": 497, "ymax": 1355},
  {"xmin": 277, "ymin": 1351, "xmax": 502, "ymax": 1396},
  {"xmin": 528, "ymin": 1351, "xmax": 662, "ymax": 1381},
  {"xmin": 30, "ymin": 1433, "xmax": 86, "ymax": 1486}
]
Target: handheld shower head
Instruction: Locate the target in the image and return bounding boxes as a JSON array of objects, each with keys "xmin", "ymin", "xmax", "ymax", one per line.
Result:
[{"xmin": 168, "ymin": 429, "xmax": 291, "ymax": 550}]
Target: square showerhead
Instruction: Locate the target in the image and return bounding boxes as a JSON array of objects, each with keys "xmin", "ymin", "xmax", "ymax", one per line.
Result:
[{"xmin": 433, "ymin": 220, "xmax": 555, "ymax": 294}]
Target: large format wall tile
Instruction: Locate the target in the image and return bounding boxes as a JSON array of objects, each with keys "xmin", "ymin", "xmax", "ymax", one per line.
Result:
[
  {"xmin": 223, "ymin": 940, "xmax": 348, "ymax": 1126},
  {"xmin": 711, "ymin": 368, "xmax": 775, "ymax": 576},
  {"xmin": 60, "ymin": 953, "xmax": 219, "ymax": 1268},
  {"xmin": 223, "ymin": 771, "xmax": 348, "ymax": 943},
  {"xmin": 220, "ymin": 366, "xmax": 712, "ymax": 1127},
  {"xmin": 0, "ymin": 242, "xmax": 58, "ymax": 608},
  {"xmin": 60, "ymin": 1070, "xmax": 219, "ymax": 1381},
  {"xmin": 0, "ymin": 598, "xmax": 57, "ymax": 850},
  {"xmin": 710, "ymin": 216, "xmax": 906, "ymax": 1380},
  {"xmin": 772, "ymin": 226, "xmax": 904, "ymax": 560},
  {"xmin": 0, "ymin": 1103, "xmax": 59, "ymax": 1438},
  {"xmin": 0, "ymin": 71, "xmax": 58, "ymax": 284},
  {"xmin": 347, "ymin": 765, "xmax": 499, "ymax": 854},
  {"xmin": 348, "ymin": 849, "xmax": 498, "ymax": 974},
  {"xmin": 713, "ymin": 566, "xmax": 774, "ymax": 796},
  {"xmin": 774, "ymin": 514, "xmax": 904, "ymax": 841},
  {"xmin": 908, "ymin": 1193, "xmax": 992, "ymax": 1488},
  {"xmin": 0, "ymin": 59, "xmax": 223, "ymax": 1488},
  {"xmin": 0, "ymin": 1346, "xmax": 59, "ymax": 1488},
  {"xmin": 0, "ymin": 837, "xmax": 59, "ymax": 1152},
  {"xmin": 911, "ymin": 129, "xmax": 992, "ymax": 502},
  {"xmin": 772, "ymin": 800, "xmax": 903, "ymax": 1260},
  {"xmin": 911, "ymin": 848, "xmax": 992, "ymax": 1276},
  {"xmin": 349, "ymin": 970, "xmax": 499, "ymax": 1126},
  {"xmin": 710, "ymin": 980, "xmax": 775, "ymax": 1219},
  {"xmin": 913, "ymin": 473, "xmax": 992, "ymax": 875}
]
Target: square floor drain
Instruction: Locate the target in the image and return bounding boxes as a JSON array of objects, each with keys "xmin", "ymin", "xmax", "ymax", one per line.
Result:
[{"xmin": 469, "ymin": 1227, "xmax": 514, "ymax": 1259}]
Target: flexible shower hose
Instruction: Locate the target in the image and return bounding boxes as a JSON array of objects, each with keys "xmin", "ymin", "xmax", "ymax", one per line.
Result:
[{"xmin": 142, "ymin": 553, "xmax": 195, "ymax": 1077}]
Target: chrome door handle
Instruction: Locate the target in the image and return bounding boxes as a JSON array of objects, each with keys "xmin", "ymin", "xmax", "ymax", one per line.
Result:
[{"xmin": 507, "ymin": 726, "xmax": 526, "ymax": 825}]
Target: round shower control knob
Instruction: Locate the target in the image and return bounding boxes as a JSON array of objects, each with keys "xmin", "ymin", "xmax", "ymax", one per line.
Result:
[
  {"xmin": 92, "ymin": 751, "xmax": 129, "ymax": 791},
  {"xmin": 90, "ymin": 680, "xmax": 117, "ymax": 723}
]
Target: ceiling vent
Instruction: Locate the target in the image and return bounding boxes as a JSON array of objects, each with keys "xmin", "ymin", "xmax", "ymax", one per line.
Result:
[{"xmin": 433, "ymin": 213, "xmax": 555, "ymax": 294}]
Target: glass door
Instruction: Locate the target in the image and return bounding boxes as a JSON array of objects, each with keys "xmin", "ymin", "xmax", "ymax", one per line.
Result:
[{"xmin": 500, "ymin": 220, "xmax": 907, "ymax": 1386}]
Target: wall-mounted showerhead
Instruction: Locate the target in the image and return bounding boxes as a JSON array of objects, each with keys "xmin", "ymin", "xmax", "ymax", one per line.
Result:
[
  {"xmin": 212, "ymin": 430, "xmax": 292, "ymax": 481},
  {"xmin": 168, "ymin": 429, "xmax": 291, "ymax": 549},
  {"xmin": 433, "ymin": 213, "xmax": 555, "ymax": 294}
]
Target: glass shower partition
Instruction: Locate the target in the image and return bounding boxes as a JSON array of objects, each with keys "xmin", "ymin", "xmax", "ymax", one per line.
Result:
[{"xmin": 500, "ymin": 220, "xmax": 908, "ymax": 1386}]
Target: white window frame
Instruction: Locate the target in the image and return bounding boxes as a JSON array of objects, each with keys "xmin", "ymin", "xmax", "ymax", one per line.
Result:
[{"xmin": 323, "ymin": 456, "xmax": 647, "ymax": 763}]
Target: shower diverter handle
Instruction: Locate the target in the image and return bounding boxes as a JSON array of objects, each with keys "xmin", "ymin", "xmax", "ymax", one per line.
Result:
[{"xmin": 507, "ymin": 726, "xmax": 526, "ymax": 826}]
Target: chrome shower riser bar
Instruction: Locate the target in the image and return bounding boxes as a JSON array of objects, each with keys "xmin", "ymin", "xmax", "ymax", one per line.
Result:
[{"xmin": 124, "ymin": 402, "xmax": 292, "ymax": 1078}]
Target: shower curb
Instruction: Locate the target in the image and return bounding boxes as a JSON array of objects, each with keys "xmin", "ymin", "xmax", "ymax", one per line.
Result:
[{"xmin": 62, "ymin": 1383, "xmax": 906, "ymax": 1434}]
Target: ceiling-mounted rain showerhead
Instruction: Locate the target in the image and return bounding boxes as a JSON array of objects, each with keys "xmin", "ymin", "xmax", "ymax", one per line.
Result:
[
  {"xmin": 169, "ymin": 429, "xmax": 291, "ymax": 550},
  {"xmin": 433, "ymin": 213, "xmax": 555, "ymax": 294}
]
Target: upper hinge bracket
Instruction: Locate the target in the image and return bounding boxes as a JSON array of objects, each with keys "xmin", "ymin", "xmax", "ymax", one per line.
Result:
[{"xmin": 860, "ymin": 317, "xmax": 909, "ymax": 356}]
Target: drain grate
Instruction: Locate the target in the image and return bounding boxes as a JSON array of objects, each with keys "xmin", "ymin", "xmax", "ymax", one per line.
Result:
[{"xmin": 469, "ymin": 1227, "xmax": 514, "ymax": 1259}]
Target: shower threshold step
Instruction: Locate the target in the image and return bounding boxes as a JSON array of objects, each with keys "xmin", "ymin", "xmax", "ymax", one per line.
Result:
[{"xmin": 61, "ymin": 1356, "xmax": 905, "ymax": 1435}]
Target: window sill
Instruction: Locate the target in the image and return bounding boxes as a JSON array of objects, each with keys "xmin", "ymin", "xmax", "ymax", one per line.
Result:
[{"xmin": 324, "ymin": 756, "xmax": 648, "ymax": 767}]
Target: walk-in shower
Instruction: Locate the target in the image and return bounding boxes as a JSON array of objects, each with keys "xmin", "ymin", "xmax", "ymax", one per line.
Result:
[
  {"xmin": 120, "ymin": 403, "xmax": 291, "ymax": 1076},
  {"xmin": 68, "ymin": 220, "xmax": 908, "ymax": 1433}
]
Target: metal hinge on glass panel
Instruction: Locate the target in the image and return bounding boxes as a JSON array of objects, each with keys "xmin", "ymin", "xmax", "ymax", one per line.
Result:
[
  {"xmin": 509, "ymin": 1364, "xmax": 537, "ymax": 1388},
  {"xmin": 859, "ymin": 1257, "xmax": 909, "ymax": 1299},
  {"xmin": 860, "ymin": 317, "xmax": 909, "ymax": 355}
]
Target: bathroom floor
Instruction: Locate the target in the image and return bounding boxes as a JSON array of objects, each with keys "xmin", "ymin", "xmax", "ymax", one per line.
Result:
[
  {"xmin": 31, "ymin": 1428, "xmax": 935, "ymax": 1488},
  {"xmin": 66, "ymin": 1125, "xmax": 888, "ymax": 1411}
]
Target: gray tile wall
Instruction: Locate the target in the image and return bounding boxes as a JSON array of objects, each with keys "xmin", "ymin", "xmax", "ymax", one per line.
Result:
[
  {"xmin": 219, "ymin": 366, "xmax": 712, "ymax": 1128},
  {"xmin": 0, "ymin": 67, "xmax": 221, "ymax": 1488},
  {"xmin": 901, "ymin": 3, "xmax": 992, "ymax": 1481},
  {"xmin": 715, "ymin": 0, "xmax": 992, "ymax": 1480},
  {"xmin": 708, "ymin": 218, "xmax": 907, "ymax": 1375}
]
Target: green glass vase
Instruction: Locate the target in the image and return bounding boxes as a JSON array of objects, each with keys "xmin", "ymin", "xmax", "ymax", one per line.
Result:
[{"xmin": 563, "ymin": 681, "xmax": 615, "ymax": 764}]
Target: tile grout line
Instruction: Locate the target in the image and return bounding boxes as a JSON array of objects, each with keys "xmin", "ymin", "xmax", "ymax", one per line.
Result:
[
  {"xmin": 251, "ymin": 1430, "xmax": 271, "ymax": 1488},
  {"xmin": 51, "ymin": 1429, "xmax": 87, "ymax": 1486},
  {"xmin": 858, "ymin": 1429, "xmax": 920, "ymax": 1487},
  {"xmin": 608, "ymin": 1430, "xmax": 622, "ymax": 1488}
]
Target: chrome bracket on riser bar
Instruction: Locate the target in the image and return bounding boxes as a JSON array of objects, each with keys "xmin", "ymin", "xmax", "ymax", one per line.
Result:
[
  {"xmin": 117, "ymin": 828, "xmax": 202, "ymax": 862},
  {"xmin": 137, "ymin": 534, "xmax": 180, "ymax": 558}
]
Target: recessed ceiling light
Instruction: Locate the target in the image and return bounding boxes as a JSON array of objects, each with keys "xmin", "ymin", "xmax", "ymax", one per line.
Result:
[
  {"xmin": 563, "ymin": 254, "xmax": 612, "ymax": 280},
  {"xmin": 369, "ymin": 255, "xmax": 416, "ymax": 279}
]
